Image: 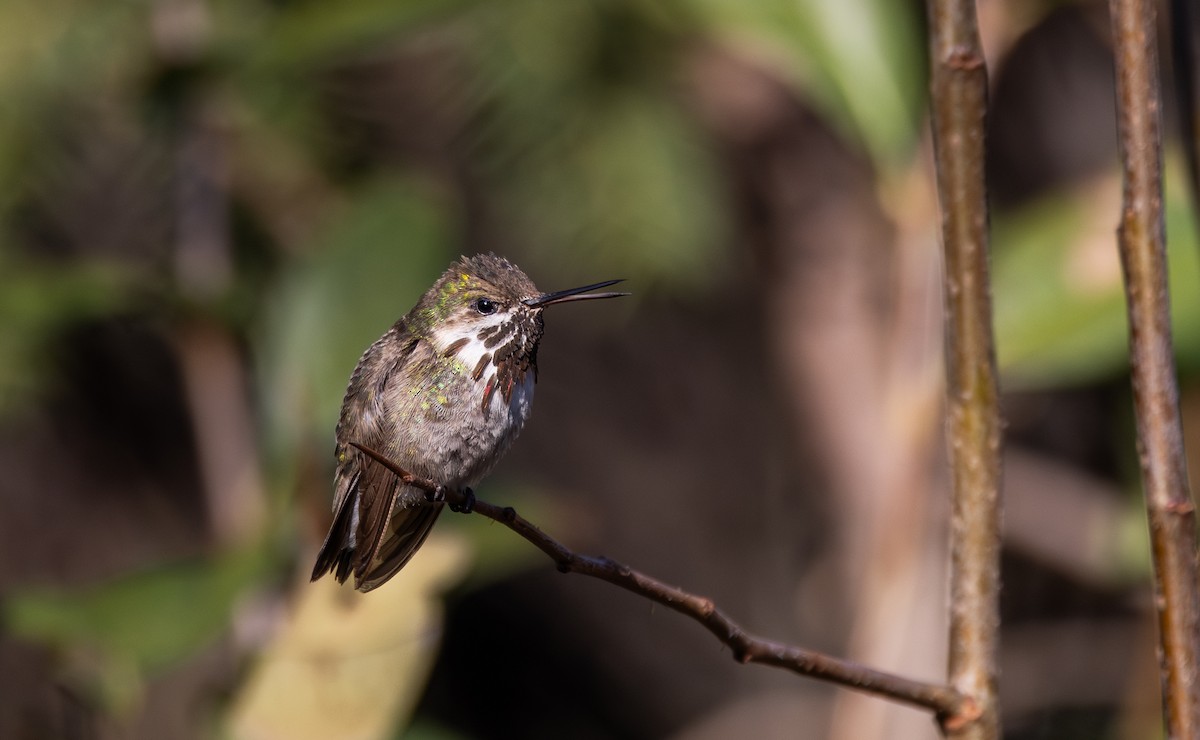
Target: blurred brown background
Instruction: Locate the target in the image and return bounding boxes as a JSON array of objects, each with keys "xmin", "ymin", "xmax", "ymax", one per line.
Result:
[{"xmin": 1, "ymin": 0, "xmax": 1197, "ymax": 738}]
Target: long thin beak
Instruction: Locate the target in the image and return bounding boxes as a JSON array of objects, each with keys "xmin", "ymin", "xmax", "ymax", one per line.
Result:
[{"xmin": 523, "ymin": 279, "xmax": 628, "ymax": 307}]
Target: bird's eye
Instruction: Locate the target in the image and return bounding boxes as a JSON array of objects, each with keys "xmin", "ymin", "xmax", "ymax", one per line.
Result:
[{"xmin": 474, "ymin": 298, "xmax": 498, "ymax": 315}]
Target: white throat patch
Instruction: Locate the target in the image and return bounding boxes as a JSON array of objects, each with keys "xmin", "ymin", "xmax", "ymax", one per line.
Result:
[{"xmin": 430, "ymin": 312, "xmax": 509, "ymax": 375}]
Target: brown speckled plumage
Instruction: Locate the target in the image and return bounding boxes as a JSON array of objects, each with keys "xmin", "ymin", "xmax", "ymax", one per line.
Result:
[{"xmin": 311, "ymin": 254, "xmax": 625, "ymax": 592}]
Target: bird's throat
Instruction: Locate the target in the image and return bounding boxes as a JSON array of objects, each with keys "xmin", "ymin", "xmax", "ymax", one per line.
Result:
[{"xmin": 433, "ymin": 315, "xmax": 542, "ymax": 414}]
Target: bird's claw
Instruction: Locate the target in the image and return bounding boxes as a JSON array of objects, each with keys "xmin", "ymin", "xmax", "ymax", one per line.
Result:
[
  {"xmin": 449, "ymin": 487, "xmax": 476, "ymax": 514},
  {"xmin": 426, "ymin": 485, "xmax": 448, "ymax": 504}
]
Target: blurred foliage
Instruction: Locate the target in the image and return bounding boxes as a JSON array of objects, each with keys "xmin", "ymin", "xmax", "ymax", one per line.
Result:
[
  {"xmin": 994, "ymin": 163, "xmax": 1200, "ymax": 388},
  {"xmin": 226, "ymin": 535, "xmax": 470, "ymax": 740},
  {"xmin": 257, "ymin": 177, "xmax": 455, "ymax": 467},
  {"xmin": 4, "ymin": 546, "xmax": 270, "ymax": 714},
  {"xmin": 0, "ymin": 252, "xmax": 136, "ymax": 414},
  {"xmin": 240, "ymin": 0, "xmax": 478, "ymax": 70},
  {"xmin": 462, "ymin": 0, "xmax": 728, "ymax": 283},
  {"xmin": 690, "ymin": 0, "xmax": 924, "ymax": 165},
  {"xmin": 0, "ymin": 1, "xmax": 148, "ymax": 207}
]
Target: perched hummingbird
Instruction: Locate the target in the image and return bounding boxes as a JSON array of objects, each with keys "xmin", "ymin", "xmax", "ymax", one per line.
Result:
[{"xmin": 311, "ymin": 253, "xmax": 626, "ymax": 592}]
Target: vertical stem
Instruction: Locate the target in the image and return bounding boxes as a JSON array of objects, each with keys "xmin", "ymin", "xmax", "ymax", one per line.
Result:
[
  {"xmin": 1110, "ymin": 0, "xmax": 1200, "ymax": 736},
  {"xmin": 927, "ymin": 0, "xmax": 1002, "ymax": 737}
]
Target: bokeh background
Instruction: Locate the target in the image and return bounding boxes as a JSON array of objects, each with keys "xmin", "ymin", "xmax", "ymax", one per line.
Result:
[{"xmin": 1, "ymin": 0, "xmax": 1198, "ymax": 738}]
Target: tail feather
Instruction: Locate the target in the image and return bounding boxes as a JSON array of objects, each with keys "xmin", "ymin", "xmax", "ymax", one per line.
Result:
[
  {"xmin": 311, "ymin": 486, "xmax": 357, "ymax": 584},
  {"xmin": 311, "ymin": 470, "xmax": 443, "ymax": 592},
  {"xmin": 356, "ymin": 503, "xmax": 443, "ymax": 592}
]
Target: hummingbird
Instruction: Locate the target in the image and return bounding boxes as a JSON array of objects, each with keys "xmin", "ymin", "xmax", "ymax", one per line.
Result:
[{"xmin": 310, "ymin": 253, "xmax": 626, "ymax": 592}]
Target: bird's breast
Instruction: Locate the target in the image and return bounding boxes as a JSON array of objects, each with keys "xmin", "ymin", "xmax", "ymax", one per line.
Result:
[{"xmin": 399, "ymin": 328, "xmax": 537, "ymax": 486}]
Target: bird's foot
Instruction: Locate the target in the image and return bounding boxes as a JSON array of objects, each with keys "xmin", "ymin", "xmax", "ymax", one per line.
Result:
[
  {"xmin": 426, "ymin": 485, "xmax": 448, "ymax": 504},
  {"xmin": 449, "ymin": 487, "xmax": 476, "ymax": 514}
]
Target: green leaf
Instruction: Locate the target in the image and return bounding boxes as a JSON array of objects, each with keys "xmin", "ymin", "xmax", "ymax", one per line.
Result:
[
  {"xmin": 993, "ymin": 164, "xmax": 1200, "ymax": 388},
  {"xmin": 689, "ymin": 0, "xmax": 924, "ymax": 165}
]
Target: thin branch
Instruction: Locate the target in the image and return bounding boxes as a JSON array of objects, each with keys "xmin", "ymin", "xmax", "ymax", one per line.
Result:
[
  {"xmin": 927, "ymin": 0, "xmax": 1003, "ymax": 738},
  {"xmin": 349, "ymin": 442, "xmax": 972, "ymax": 725},
  {"xmin": 1109, "ymin": 0, "xmax": 1200, "ymax": 735}
]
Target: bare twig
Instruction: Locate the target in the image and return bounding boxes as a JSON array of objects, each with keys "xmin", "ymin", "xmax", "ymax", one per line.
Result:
[
  {"xmin": 1109, "ymin": 0, "xmax": 1200, "ymax": 735},
  {"xmin": 349, "ymin": 442, "xmax": 970, "ymax": 723},
  {"xmin": 927, "ymin": 0, "xmax": 1003, "ymax": 738}
]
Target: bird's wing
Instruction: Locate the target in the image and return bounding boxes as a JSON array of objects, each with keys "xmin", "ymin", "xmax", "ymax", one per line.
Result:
[{"xmin": 311, "ymin": 326, "xmax": 434, "ymax": 589}]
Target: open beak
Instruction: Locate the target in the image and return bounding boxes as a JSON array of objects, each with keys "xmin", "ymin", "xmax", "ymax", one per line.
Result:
[{"xmin": 523, "ymin": 279, "xmax": 628, "ymax": 307}]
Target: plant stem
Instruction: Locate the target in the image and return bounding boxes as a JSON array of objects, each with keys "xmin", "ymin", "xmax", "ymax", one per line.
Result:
[
  {"xmin": 349, "ymin": 442, "xmax": 972, "ymax": 721},
  {"xmin": 1110, "ymin": 0, "xmax": 1200, "ymax": 735},
  {"xmin": 927, "ymin": 0, "xmax": 1003, "ymax": 737}
]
